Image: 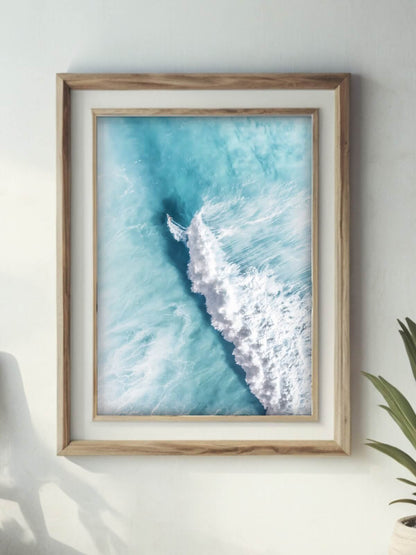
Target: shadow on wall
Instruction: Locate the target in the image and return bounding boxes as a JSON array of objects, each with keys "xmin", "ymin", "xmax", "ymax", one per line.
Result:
[{"xmin": 0, "ymin": 352, "xmax": 125, "ymax": 554}]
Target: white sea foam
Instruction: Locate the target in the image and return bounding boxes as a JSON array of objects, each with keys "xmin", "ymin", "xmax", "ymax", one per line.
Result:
[
  {"xmin": 167, "ymin": 214, "xmax": 187, "ymax": 242},
  {"xmin": 167, "ymin": 209, "xmax": 312, "ymax": 415}
]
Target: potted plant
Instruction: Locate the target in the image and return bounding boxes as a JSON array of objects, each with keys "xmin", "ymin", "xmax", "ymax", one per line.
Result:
[{"xmin": 364, "ymin": 318, "xmax": 416, "ymax": 554}]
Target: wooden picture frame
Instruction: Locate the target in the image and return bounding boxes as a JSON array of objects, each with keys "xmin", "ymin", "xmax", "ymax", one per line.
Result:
[{"xmin": 57, "ymin": 73, "xmax": 350, "ymax": 456}]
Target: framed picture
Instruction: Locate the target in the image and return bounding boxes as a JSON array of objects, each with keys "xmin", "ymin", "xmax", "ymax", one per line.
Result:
[{"xmin": 57, "ymin": 73, "xmax": 350, "ymax": 456}]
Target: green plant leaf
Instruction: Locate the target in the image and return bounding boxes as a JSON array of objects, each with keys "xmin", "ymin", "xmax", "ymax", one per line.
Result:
[
  {"xmin": 398, "ymin": 319, "xmax": 416, "ymax": 381},
  {"xmin": 378, "ymin": 376, "xmax": 416, "ymax": 427},
  {"xmin": 405, "ymin": 318, "xmax": 416, "ymax": 343},
  {"xmin": 397, "ymin": 477, "xmax": 416, "ymax": 487},
  {"xmin": 398, "ymin": 319, "xmax": 416, "ymax": 350},
  {"xmin": 405, "ymin": 317, "xmax": 416, "ymax": 375},
  {"xmin": 378, "ymin": 377, "xmax": 416, "ymax": 442},
  {"xmin": 362, "ymin": 374, "xmax": 397, "ymax": 413},
  {"xmin": 363, "ymin": 318, "xmax": 416, "ymax": 509},
  {"xmin": 379, "ymin": 405, "xmax": 416, "ymax": 447},
  {"xmin": 389, "ymin": 498, "xmax": 416, "ymax": 506},
  {"xmin": 399, "ymin": 330, "xmax": 416, "ymax": 381},
  {"xmin": 363, "ymin": 372, "xmax": 416, "ymax": 448},
  {"xmin": 366, "ymin": 440, "xmax": 416, "ymax": 478}
]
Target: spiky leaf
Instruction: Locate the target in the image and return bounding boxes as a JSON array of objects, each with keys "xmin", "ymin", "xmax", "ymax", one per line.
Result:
[
  {"xmin": 399, "ymin": 331, "xmax": 416, "ymax": 381},
  {"xmin": 366, "ymin": 440, "xmax": 416, "ymax": 478},
  {"xmin": 405, "ymin": 318, "xmax": 416, "ymax": 343},
  {"xmin": 379, "ymin": 377, "xmax": 416, "ymax": 441},
  {"xmin": 378, "ymin": 376, "xmax": 416, "ymax": 426},
  {"xmin": 397, "ymin": 477, "xmax": 416, "ymax": 487},
  {"xmin": 363, "ymin": 373, "xmax": 416, "ymax": 448},
  {"xmin": 389, "ymin": 498, "xmax": 416, "ymax": 506},
  {"xmin": 398, "ymin": 319, "xmax": 416, "ymax": 381},
  {"xmin": 378, "ymin": 405, "xmax": 416, "ymax": 448}
]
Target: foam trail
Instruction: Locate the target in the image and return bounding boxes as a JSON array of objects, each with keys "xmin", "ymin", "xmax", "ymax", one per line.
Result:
[
  {"xmin": 167, "ymin": 209, "xmax": 311, "ymax": 415},
  {"xmin": 167, "ymin": 214, "xmax": 187, "ymax": 242}
]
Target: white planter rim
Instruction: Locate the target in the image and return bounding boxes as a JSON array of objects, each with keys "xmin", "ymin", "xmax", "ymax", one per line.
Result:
[{"xmin": 394, "ymin": 515, "xmax": 416, "ymax": 541}]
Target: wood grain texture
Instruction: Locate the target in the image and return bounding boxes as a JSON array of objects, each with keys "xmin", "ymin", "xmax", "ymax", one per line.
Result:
[
  {"xmin": 58, "ymin": 440, "xmax": 346, "ymax": 456},
  {"xmin": 334, "ymin": 75, "xmax": 351, "ymax": 455},
  {"xmin": 56, "ymin": 75, "xmax": 71, "ymax": 453},
  {"xmin": 311, "ymin": 109, "xmax": 319, "ymax": 420},
  {"xmin": 58, "ymin": 73, "xmax": 349, "ymax": 91},
  {"xmin": 91, "ymin": 107, "xmax": 319, "ymax": 423},
  {"xmin": 92, "ymin": 112, "xmax": 98, "ymax": 421},
  {"xmin": 92, "ymin": 108, "xmax": 318, "ymax": 117},
  {"xmin": 56, "ymin": 73, "xmax": 350, "ymax": 456},
  {"xmin": 93, "ymin": 414, "xmax": 318, "ymax": 422}
]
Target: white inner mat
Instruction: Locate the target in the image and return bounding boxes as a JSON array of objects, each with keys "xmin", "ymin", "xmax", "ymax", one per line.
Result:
[{"xmin": 70, "ymin": 88, "xmax": 335, "ymax": 441}]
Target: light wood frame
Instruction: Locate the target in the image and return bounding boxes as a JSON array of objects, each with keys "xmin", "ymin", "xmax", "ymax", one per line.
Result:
[{"xmin": 57, "ymin": 73, "xmax": 350, "ymax": 456}]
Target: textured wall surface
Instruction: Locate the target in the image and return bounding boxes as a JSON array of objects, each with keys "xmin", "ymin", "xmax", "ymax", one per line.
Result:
[{"xmin": 1, "ymin": 1, "xmax": 416, "ymax": 553}]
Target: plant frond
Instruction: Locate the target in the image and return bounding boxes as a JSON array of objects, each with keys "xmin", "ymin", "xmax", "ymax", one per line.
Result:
[
  {"xmin": 366, "ymin": 440, "xmax": 416, "ymax": 478},
  {"xmin": 363, "ymin": 372, "xmax": 416, "ymax": 449},
  {"xmin": 389, "ymin": 498, "xmax": 416, "ymax": 506},
  {"xmin": 397, "ymin": 477, "xmax": 416, "ymax": 487},
  {"xmin": 398, "ymin": 319, "xmax": 416, "ymax": 381}
]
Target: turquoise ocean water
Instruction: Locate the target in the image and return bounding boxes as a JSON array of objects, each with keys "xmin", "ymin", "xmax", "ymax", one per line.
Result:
[{"xmin": 96, "ymin": 115, "xmax": 312, "ymax": 416}]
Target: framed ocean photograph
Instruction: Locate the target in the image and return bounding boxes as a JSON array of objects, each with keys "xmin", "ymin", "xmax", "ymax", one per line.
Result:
[
  {"xmin": 57, "ymin": 73, "xmax": 350, "ymax": 456},
  {"xmin": 94, "ymin": 107, "xmax": 318, "ymax": 421}
]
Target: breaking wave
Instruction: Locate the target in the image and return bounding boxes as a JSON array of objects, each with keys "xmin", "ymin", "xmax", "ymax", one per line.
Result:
[{"xmin": 167, "ymin": 208, "xmax": 312, "ymax": 415}]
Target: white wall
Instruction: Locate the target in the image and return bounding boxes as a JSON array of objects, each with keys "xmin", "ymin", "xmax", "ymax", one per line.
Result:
[{"xmin": 0, "ymin": 1, "xmax": 415, "ymax": 553}]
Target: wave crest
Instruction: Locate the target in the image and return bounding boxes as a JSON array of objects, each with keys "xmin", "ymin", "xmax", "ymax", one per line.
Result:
[{"xmin": 168, "ymin": 209, "xmax": 312, "ymax": 415}]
